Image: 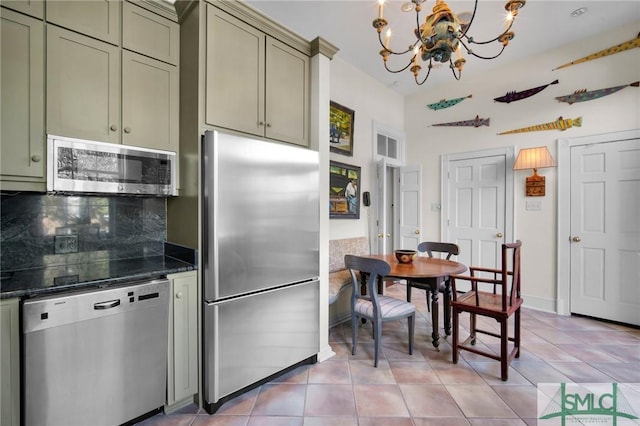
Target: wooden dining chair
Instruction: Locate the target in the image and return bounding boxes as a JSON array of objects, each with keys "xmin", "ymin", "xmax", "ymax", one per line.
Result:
[
  {"xmin": 450, "ymin": 240, "xmax": 522, "ymax": 381},
  {"xmin": 407, "ymin": 242, "xmax": 459, "ymax": 320},
  {"xmin": 345, "ymin": 255, "xmax": 416, "ymax": 367}
]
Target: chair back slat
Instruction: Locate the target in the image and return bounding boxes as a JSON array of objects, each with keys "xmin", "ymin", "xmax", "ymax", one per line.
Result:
[{"xmin": 417, "ymin": 242, "xmax": 460, "ymax": 260}]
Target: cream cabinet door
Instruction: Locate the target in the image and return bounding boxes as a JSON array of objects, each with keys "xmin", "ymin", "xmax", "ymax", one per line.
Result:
[
  {"xmin": 206, "ymin": 4, "xmax": 265, "ymax": 138},
  {"xmin": 265, "ymin": 37, "xmax": 309, "ymax": 147},
  {"xmin": 45, "ymin": 0, "xmax": 120, "ymax": 45},
  {"xmin": 167, "ymin": 271, "xmax": 198, "ymax": 407},
  {"xmin": 47, "ymin": 26, "xmax": 120, "ymax": 144},
  {"xmin": 0, "ymin": 0, "xmax": 44, "ymax": 19},
  {"xmin": 0, "ymin": 298, "xmax": 20, "ymax": 426},
  {"xmin": 122, "ymin": 50, "xmax": 179, "ymax": 152},
  {"xmin": 1, "ymin": 8, "xmax": 45, "ymax": 181},
  {"xmin": 123, "ymin": 1, "xmax": 179, "ymax": 65}
]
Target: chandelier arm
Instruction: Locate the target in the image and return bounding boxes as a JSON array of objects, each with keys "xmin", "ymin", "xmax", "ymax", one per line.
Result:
[
  {"xmin": 377, "ymin": 32, "xmax": 418, "ymax": 55},
  {"xmin": 462, "ymin": 19, "xmax": 516, "ymax": 45},
  {"xmin": 415, "ymin": 62, "xmax": 434, "ymax": 85},
  {"xmin": 449, "ymin": 60, "xmax": 462, "ymax": 80},
  {"xmin": 384, "ymin": 59, "xmax": 416, "ymax": 74},
  {"xmin": 459, "ymin": 0, "xmax": 479, "ymax": 38},
  {"xmin": 466, "ymin": 44, "xmax": 507, "ymax": 60}
]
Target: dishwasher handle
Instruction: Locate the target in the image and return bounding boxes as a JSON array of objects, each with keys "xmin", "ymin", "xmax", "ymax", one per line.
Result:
[{"xmin": 94, "ymin": 299, "xmax": 121, "ymax": 310}]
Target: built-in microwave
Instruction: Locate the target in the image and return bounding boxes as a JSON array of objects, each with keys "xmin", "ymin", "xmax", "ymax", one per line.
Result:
[{"xmin": 47, "ymin": 135, "xmax": 177, "ymax": 196}]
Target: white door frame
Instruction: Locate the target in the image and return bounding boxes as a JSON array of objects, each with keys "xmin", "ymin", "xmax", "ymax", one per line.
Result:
[
  {"xmin": 556, "ymin": 128, "xmax": 640, "ymax": 316},
  {"xmin": 441, "ymin": 146, "xmax": 515, "ymax": 243}
]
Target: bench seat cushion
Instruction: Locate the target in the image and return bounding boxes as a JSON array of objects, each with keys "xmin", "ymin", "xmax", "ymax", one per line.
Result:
[{"xmin": 328, "ymin": 269, "xmax": 357, "ymax": 304}]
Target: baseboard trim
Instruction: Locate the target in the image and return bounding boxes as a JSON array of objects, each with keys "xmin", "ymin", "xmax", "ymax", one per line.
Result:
[
  {"xmin": 317, "ymin": 344, "xmax": 336, "ymax": 362},
  {"xmin": 522, "ymin": 293, "xmax": 558, "ymax": 314}
]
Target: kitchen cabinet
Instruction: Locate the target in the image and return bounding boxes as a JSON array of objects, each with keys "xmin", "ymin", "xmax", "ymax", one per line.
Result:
[
  {"xmin": 46, "ymin": 25, "xmax": 121, "ymax": 144},
  {"xmin": 46, "ymin": 14, "xmax": 179, "ymax": 153},
  {"xmin": 206, "ymin": 5, "xmax": 310, "ymax": 147},
  {"xmin": 166, "ymin": 271, "xmax": 198, "ymax": 408},
  {"xmin": 0, "ymin": 0, "xmax": 43, "ymax": 19},
  {"xmin": 123, "ymin": 1, "xmax": 179, "ymax": 66},
  {"xmin": 122, "ymin": 50, "xmax": 179, "ymax": 152},
  {"xmin": 45, "ymin": 0, "xmax": 121, "ymax": 45},
  {"xmin": 0, "ymin": 7, "xmax": 45, "ymax": 192},
  {"xmin": 0, "ymin": 298, "xmax": 20, "ymax": 426}
]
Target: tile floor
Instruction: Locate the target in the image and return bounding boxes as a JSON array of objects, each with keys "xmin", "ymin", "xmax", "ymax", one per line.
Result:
[{"xmin": 138, "ymin": 283, "xmax": 640, "ymax": 425}]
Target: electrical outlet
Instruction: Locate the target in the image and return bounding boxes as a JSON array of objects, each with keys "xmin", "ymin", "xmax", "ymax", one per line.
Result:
[{"xmin": 54, "ymin": 235, "xmax": 79, "ymax": 254}]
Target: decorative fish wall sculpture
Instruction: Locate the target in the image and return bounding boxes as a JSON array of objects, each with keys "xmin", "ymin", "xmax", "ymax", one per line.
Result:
[
  {"xmin": 427, "ymin": 94, "xmax": 472, "ymax": 110},
  {"xmin": 553, "ymin": 33, "xmax": 640, "ymax": 71},
  {"xmin": 494, "ymin": 80, "xmax": 559, "ymax": 103},
  {"xmin": 498, "ymin": 116, "xmax": 582, "ymax": 135},
  {"xmin": 556, "ymin": 81, "xmax": 639, "ymax": 104},
  {"xmin": 431, "ymin": 115, "xmax": 490, "ymax": 128}
]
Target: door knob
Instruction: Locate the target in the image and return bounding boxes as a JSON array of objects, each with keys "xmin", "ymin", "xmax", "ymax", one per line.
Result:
[
  {"xmin": 176, "ymin": 292, "xmax": 183, "ymax": 299},
  {"xmin": 572, "ymin": 236, "xmax": 581, "ymax": 242},
  {"xmin": 496, "ymin": 232, "xmax": 503, "ymax": 238},
  {"xmin": 377, "ymin": 233, "xmax": 383, "ymax": 238},
  {"xmin": 386, "ymin": 233, "xmax": 391, "ymax": 237},
  {"xmin": 414, "ymin": 230, "xmax": 420, "ymax": 235}
]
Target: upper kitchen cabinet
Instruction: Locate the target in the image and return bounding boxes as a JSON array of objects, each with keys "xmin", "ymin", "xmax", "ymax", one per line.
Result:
[
  {"xmin": 0, "ymin": 0, "xmax": 43, "ymax": 19},
  {"xmin": 46, "ymin": 25, "xmax": 121, "ymax": 144},
  {"xmin": 46, "ymin": 1, "xmax": 179, "ymax": 153},
  {"xmin": 0, "ymin": 7, "xmax": 45, "ymax": 191},
  {"xmin": 123, "ymin": 1, "xmax": 179, "ymax": 65},
  {"xmin": 122, "ymin": 50, "xmax": 179, "ymax": 151},
  {"xmin": 205, "ymin": 5, "xmax": 309, "ymax": 147},
  {"xmin": 45, "ymin": 0, "xmax": 121, "ymax": 45}
]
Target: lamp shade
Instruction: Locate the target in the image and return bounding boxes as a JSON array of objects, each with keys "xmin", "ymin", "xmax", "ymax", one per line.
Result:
[{"xmin": 513, "ymin": 146, "xmax": 556, "ymax": 170}]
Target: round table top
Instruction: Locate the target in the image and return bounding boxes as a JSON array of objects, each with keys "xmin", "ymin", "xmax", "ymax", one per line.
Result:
[{"xmin": 363, "ymin": 254, "xmax": 467, "ymax": 279}]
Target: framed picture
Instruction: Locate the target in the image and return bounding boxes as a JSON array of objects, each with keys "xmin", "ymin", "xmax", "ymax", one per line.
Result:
[
  {"xmin": 329, "ymin": 161, "xmax": 360, "ymax": 219},
  {"xmin": 329, "ymin": 101, "xmax": 355, "ymax": 156}
]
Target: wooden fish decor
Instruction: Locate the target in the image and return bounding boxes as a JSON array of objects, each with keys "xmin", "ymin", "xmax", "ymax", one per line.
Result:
[
  {"xmin": 553, "ymin": 33, "xmax": 640, "ymax": 71},
  {"xmin": 556, "ymin": 81, "xmax": 639, "ymax": 104},
  {"xmin": 494, "ymin": 80, "xmax": 559, "ymax": 103},
  {"xmin": 431, "ymin": 115, "xmax": 490, "ymax": 128},
  {"xmin": 427, "ymin": 94, "xmax": 472, "ymax": 110},
  {"xmin": 498, "ymin": 116, "xmax": 582, "ymax": 135}
]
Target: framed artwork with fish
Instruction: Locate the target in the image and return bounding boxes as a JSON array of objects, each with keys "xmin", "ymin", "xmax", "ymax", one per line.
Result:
[
  {"xmin": 330, "ymin": 101, "xmax": 355, "ymax": 156},
  {"xmin": 329, "ymin": 161, "xmax": 360, "ymax": 219}
]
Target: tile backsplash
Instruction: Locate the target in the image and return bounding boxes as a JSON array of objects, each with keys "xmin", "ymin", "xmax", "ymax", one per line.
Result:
[{"xmin": 1, "ymin": 193, "xmax": 166, "ymax": 271}]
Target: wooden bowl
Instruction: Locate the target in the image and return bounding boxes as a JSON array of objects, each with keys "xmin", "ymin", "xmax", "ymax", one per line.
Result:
[{"xmin": 394, "ymin": 249, "xmax": 417, "ymax": 264}]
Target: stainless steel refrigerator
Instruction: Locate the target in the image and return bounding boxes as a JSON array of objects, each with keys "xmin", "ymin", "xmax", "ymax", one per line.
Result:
[{"xmin": 202, "ymin": 130, "xmax": 320, "ymax": 413}]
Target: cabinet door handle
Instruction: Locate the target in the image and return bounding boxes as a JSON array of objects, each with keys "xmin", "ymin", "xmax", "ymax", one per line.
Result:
[
  {"xmin": 31, "ymin": 155, "xmax": 41, "ymax": 163},
  {"xmin": 110, "ymin": 125, "xmax": 118, "ymax": 131},
  {"xmin": 124, "ymin": 127, "xmax": 131, "ymax": 134},
  {"xmin": 266, "ymin": 123, "xmax": 271, "ymax": 128},
  {"xmin": 259, "ymin": 121, "xmax": 265, "ymax": 126},
  {"xmin": 176, "ymin": 292, "xmax": 183, "ymax": 299}
]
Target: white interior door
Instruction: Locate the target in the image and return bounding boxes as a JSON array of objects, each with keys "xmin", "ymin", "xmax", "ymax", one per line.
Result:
[
  {"xmin": 398, "ymin": 165, "xmax": 422, "ymax": 250},
  {"xmin": 372, "ymin": 157, "xmax": 388, "ymax": 254},
  {"xmin": 569, "ymin": 139, "xmax": 640, "ymax": 325},
  {"xmin": 443, "ymin": 148, "xmax": 514, "ymax": 290}
]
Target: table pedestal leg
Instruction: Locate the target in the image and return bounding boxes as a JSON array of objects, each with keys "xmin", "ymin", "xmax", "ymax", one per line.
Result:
[
  {"xmin": 431, "ymin": 286, "xmax": 440, "ymax": 350},
  {"xmin": 444, "ymin": 282, "xmax": 452, "ymax": 336}
]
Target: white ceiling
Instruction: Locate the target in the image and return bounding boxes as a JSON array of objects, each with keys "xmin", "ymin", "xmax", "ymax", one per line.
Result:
[{"xmin": 244, "ymin": 0, "xmax": 640, "ymax": 96}]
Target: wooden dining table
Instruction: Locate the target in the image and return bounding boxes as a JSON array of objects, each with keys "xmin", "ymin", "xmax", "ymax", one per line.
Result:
[{"xmin": 360, "ymin": 254, "xmax": 467, "ymax": 350}]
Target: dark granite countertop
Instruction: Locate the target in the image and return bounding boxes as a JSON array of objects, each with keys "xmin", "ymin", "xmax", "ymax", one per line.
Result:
[{"xmin": 0, "ymin": 243, "xmax": 198, "ymax": 300}]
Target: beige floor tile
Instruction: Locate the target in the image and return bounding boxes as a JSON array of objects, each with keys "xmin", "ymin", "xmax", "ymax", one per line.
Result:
[
  {"xmin": 491, "ymin": 384, "xmax": 539, "ymax": 418},
  {"xmin": 304, "ymin": 384, "xmax": 356, "ymax": 417},
  {"xmin": 246, "ymin": 416, "xmax": 303, "ymax": 425},
  {"xmin": 468, "ymin": 419, "xmax": 527, "ymax": 425},
  {"xmin": 389, "ymin": 360, "xmax": 441, "ymax": 384},
  {"xmin": 353, "ymin": 384, "xmax": 410, "ymax": 417},
  {"xmin": 467, "ymin": 361, "xmax": 530, "ymax": 385},
  {"xmin": 445, "ymin": 384, "xmax": 516, "ymax": 418},
  {"xmin": 357, "ymin": 417, "xmax": 415, "ymax": 426},
  {"xmin": 271, "ymin": 364, "xmax": 310, "ymax": 384},
  {"xmin": 547, "ymin": 361, "xmax": 618, "ymax": 382},
  {"xmin": 303, "ymin": 416, "xmax": 358, "ymax": 426},
  {"xmin": 349, "ymin": 359, "xmax": 396, "ymax": 384},
  {"xmin": 589, "ymin": 362, "xmax": 640, "ymax": 382},
  {"xmin": 251, "ymin": 383, "xmax": 307, "ymax": 416},
  {"xmin": 191, "ymin": 415, "xmax": 249, "ymax": 426},
  {"xmin": 431, "ymin": 359, "xmax": 486, "ymax": 384},
  {"xmin": 308, "ymin": 359, "xmax": 351, "ymax": 384},
  {"xmin": 214, "ymin": 387, "xmax": 260, "ymax": 416},
  {"xmin": 412, "ymin": 418, "xmax": 471, "ymax": 426},
  {"xmin": 399, "ymin": 384, "xmax": 465, "ymax": 418}
]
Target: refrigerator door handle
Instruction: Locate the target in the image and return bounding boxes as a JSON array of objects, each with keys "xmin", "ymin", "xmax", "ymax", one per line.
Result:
[{"xmin": 202, "ymin": 131, "xmax": 220, "ymax": 302}]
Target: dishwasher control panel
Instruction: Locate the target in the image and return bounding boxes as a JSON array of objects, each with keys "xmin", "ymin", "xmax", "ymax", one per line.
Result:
[{"xmin": 22, "ymin": 278, "xmax": 169, "ymax": 333}]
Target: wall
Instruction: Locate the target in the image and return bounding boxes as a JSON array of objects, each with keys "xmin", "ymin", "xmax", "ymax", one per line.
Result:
[
  {"xmin": 403, "ymin": 21, "xmax": 640, "ymax": 311},
  {"xmin": 328, "ymin": 57, "xmax": 405, "ymax": 241}
]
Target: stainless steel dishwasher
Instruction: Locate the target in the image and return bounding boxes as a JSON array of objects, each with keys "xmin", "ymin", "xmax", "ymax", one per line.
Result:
[{"xmin": 23, "ymin": 278, "xmax": 170, "ymax": 426}]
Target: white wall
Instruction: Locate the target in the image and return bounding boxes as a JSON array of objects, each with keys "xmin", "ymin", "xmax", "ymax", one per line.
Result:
[
  {"xmin": 329, "ymin": 57, "xmax": 405, "ymax": 240},
  {"xmin": 404, "ymin": 21, "xmax": 640, "ymax": 311}
]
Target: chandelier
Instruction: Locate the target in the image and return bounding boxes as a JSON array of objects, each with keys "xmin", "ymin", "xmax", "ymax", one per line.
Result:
[{"xmin": 373, "ymin": 0, "xmax": 526, "ymax": 85}]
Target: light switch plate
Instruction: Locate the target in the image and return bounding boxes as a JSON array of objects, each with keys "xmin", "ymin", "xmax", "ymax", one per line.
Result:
[{"xmin": 526, "ymin": 200, "xmax": 542, "ymax": 211}]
